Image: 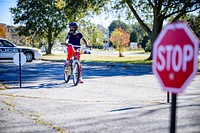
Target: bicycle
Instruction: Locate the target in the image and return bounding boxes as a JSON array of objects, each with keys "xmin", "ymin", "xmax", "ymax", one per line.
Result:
[{"xmin": 62, "ymin": 43, "xmax": 81, "ymax": 86}]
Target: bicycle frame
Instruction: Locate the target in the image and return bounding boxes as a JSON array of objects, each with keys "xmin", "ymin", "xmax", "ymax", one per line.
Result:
[{"xmin": 64, "ymin": 43, "xmax": 81, "ymax": 86}]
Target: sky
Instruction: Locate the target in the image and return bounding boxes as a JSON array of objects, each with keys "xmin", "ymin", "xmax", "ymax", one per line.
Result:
[
  {"xmin": 0, "ymin": 0, "xmax": 114, "ymax": 28},
  {"xmin": 0, "ymin": 0, "xmax": 17, "ymax": 25}
]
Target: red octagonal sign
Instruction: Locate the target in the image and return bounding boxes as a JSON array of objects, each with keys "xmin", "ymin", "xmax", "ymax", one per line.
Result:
[{"xmin": 153, "ymin": 22, "xmax": 199, "ymax": 94}]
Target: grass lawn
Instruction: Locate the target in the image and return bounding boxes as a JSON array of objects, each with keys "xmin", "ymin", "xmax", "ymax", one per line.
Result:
[
  {"xmin": 42, "ymin": 52, "xmax": 200, "ymax": 69},
  {"xmin": 42, "ymin": 53, "xmax": 152, "ymax": 65}
]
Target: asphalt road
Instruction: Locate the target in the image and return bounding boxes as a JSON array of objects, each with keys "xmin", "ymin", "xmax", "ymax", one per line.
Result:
[{"xmin": 0, "ymin": 60, "xmax": 200, "ymax": 133}]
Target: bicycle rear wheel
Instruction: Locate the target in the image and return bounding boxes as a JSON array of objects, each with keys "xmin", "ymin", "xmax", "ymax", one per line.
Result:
[
  {"xmin": 64, "ymin": 65, "xmax": 71, "ymax": 83},
  {"xmin": 72, "ymin": 60, "xmax": 80, "ymax": 86}
]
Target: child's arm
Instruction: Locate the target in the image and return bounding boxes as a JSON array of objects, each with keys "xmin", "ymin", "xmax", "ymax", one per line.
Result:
[
  {"xmin": 65, "ymin": 33, "xmax": 70, "ymax": 45},
  {"xmin": 82, "ymin": 37, "xmax": 88, "ymax": 47}
]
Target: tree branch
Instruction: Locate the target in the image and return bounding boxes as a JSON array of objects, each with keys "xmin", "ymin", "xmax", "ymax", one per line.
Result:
[
  {"xmin": 124, "ymin": 0, "xmax": 151, "ymax": 35},
  {"xmin": 164, "ymin": 1, "xmax": 200, "ymax": 20},
  {"xmin": 172, "ymin": 6, "xmax": 200, "ymax": 21},
  {"xmin": 161, "ymin": 0, "xmax": 175, "ymax": 17},
  {"xmin": 157, "ymin": 0, "xmax": 164, "ymax": 12},
  {"xmin": 147, "ymin": 0, "xmax": 154, "ymax": 8}
]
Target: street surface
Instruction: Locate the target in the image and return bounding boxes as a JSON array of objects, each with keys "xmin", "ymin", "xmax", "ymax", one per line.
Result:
[{"xmin": 0, "ymin": 59, "xmax": 200, "ymax": 133}]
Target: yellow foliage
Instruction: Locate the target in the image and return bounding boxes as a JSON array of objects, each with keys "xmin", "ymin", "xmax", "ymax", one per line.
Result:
[
  {"xmin": 110, "ymin": 28, "xmax": 130, "ymax": 47},
  {"xmin": 0, "ymin": 24, "xmax": 6, "ymax": 38},
  {"xmin": 54, "ymin": 0, "xmax": 66, "ymax": 9},
  {"xmin": 110, "ymin": 28, "xmax": 130, "ymax": 56}
]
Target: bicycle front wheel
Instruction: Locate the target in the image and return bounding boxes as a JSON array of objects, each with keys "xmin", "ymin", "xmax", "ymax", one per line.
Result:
[
  {"xmin": 64, "ymin": 65, "xmax": 71, "ymax": 83},
  {"xmin": 72, "ymin": 60, "xmax": 80, "ymax": 86}
]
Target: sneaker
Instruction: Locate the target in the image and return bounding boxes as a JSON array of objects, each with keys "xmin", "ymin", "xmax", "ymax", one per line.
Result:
[
  {"xmin": 79, "ymin": 77, "xmax": 84, "ymax": 83},
  {"xmin": 65, "ymin": 60, "xmax": 70, "ymax": 65}
]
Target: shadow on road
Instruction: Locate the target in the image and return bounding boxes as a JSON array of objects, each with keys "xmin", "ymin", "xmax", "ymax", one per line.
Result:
[
  {"xmin": 83, "ymin": 62, "xmax": 152, "ymax": 79},
  {"xmin": 0, "ymin": 61, "xmax": 152, "ymax": 88}
]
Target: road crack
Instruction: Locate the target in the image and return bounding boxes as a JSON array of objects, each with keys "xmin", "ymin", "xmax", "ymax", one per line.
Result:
[{"xmin": 1, "ymin": 95, "xmax": 69, "ymax": 133}]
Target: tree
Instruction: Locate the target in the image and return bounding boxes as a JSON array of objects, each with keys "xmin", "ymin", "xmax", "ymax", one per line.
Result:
[
  {"xmin": 187, "ymin": 12, "xmax": 200, "ymax": 38},
  {"xmin": 130, "ymin": 29, "xmax": 138, "ymax": 43},
  {"xmin": 108, "ymin": 20, "xmax": 131, "ymax": 47},
  {"xmin": 108, "ymin": 20, "xmax": 131, "ymax": 35},
  {"xmin": 110, "ymin": 28, "xmax": 130, "ymax": 57},
  {"xmin": 131, "ymin": 22, "xmax": 150, "ymax": 49},
  {"xmin": 78, "ymin": 20, "xmax": 103, "ymax": 48},
  {"xmin": 11, "ymin": 0, "xmax": 107, "ymax": 54},
  {"xmin": 0, "ymin": 24, "xmax": 6, "ymax": 38},
  {"xmin": 140, "ymin": 34, "xmax": 149, "ymax": 49},
  {"xmin": 92, "ymin": 28, "xmax": 103, "ymax": 48},
  {"xmin": 112, "ymin": 0, "xmax": 200, "ymax": 60}
]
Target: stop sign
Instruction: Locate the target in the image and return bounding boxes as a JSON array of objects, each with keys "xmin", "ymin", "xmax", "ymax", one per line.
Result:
[
  {"xmin": 153, "ymin": 22, "xmax": 199, "ymax": 93},
  {"xmin": 13, "ymin": 53, "xmax": 26, "ymax": 66}
]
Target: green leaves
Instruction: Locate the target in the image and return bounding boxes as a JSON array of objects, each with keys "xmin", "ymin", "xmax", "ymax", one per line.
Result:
[
  {"xmin": 55, "ymin": 0, "xmax": 66, "ymax": 9},
  {"xmin": 10, "ymin": 0, "xmax": 108, "ymax": 54},
  {"xmin": 108, "ymin": 20, "xmax": 131, "ymax": 35}
]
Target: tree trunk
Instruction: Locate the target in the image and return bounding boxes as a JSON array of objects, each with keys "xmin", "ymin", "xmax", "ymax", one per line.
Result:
[
  {"xmin": 46, "ymin": 27, "xmax": 53, "ymax": 55},
  {"xmin": 119, "ymin": 52, "xmax": 123, "ymax": 57},
  {"xmin": 147, "ymin": 16, "xmax": 164, "ymax": 60},
  {"xmin": 118, "ymin": 44, "xmax": 124, "ymax": 57},
  {"xmin": 46, "ymin": 43, "xmax": 53, "ymax": 54}
]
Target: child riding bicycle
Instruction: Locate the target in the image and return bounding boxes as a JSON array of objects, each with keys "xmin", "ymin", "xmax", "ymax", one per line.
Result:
[{"xmin": 64, "ymin": 22, "xmax": 88, "ymax": 83}]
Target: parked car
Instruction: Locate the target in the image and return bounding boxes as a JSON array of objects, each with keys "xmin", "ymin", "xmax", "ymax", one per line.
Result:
[{"xmin": 0, "ymin": 38, "xmax": 42, "ymax": 62}]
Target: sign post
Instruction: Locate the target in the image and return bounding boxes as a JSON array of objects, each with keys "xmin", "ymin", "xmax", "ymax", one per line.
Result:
[
  {"xmin": 153, "ymin": 22, "xmax": 199, "ymax": 133},
  {"xmin": 170, "ymin": 94, "xmax": 177, "ymax": 133},
  {"xmin": 19, "ymin": 50, "xmax": 21, "ymax": 88},
  {"xmin": 167, "ymin": 92, "xmax": 170, "ymax": 103},
  {"xmin": 13, "ymin": 49, "xmax": 26, "ymax": 88}
]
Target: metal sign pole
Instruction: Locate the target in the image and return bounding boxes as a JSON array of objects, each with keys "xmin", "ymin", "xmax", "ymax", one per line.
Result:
[
  {"xmin": 167, "ymin": 92, "xmax": 170, "ymax": 103},
  {"xmin": 19, "ymin": 49, "xmax": 22, "ymax": 88},
  {"xmin": 170, "ymin": 94, "xmax": 177, "ymax": 133}
]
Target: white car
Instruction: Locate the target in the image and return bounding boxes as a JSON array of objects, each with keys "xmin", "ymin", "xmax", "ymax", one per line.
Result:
[{"xmin": 0, "ymin": 38, "xmax": 42, "ymax": 62}]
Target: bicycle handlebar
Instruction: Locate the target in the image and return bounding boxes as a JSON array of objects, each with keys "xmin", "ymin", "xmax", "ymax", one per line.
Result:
[
  {"xmin": 61, "ymin": 42, "xmax": 90, "ymax": 48},
  {"xmin": 63, "ymin": 43, "xmax": 82, "ymax": 53}
]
